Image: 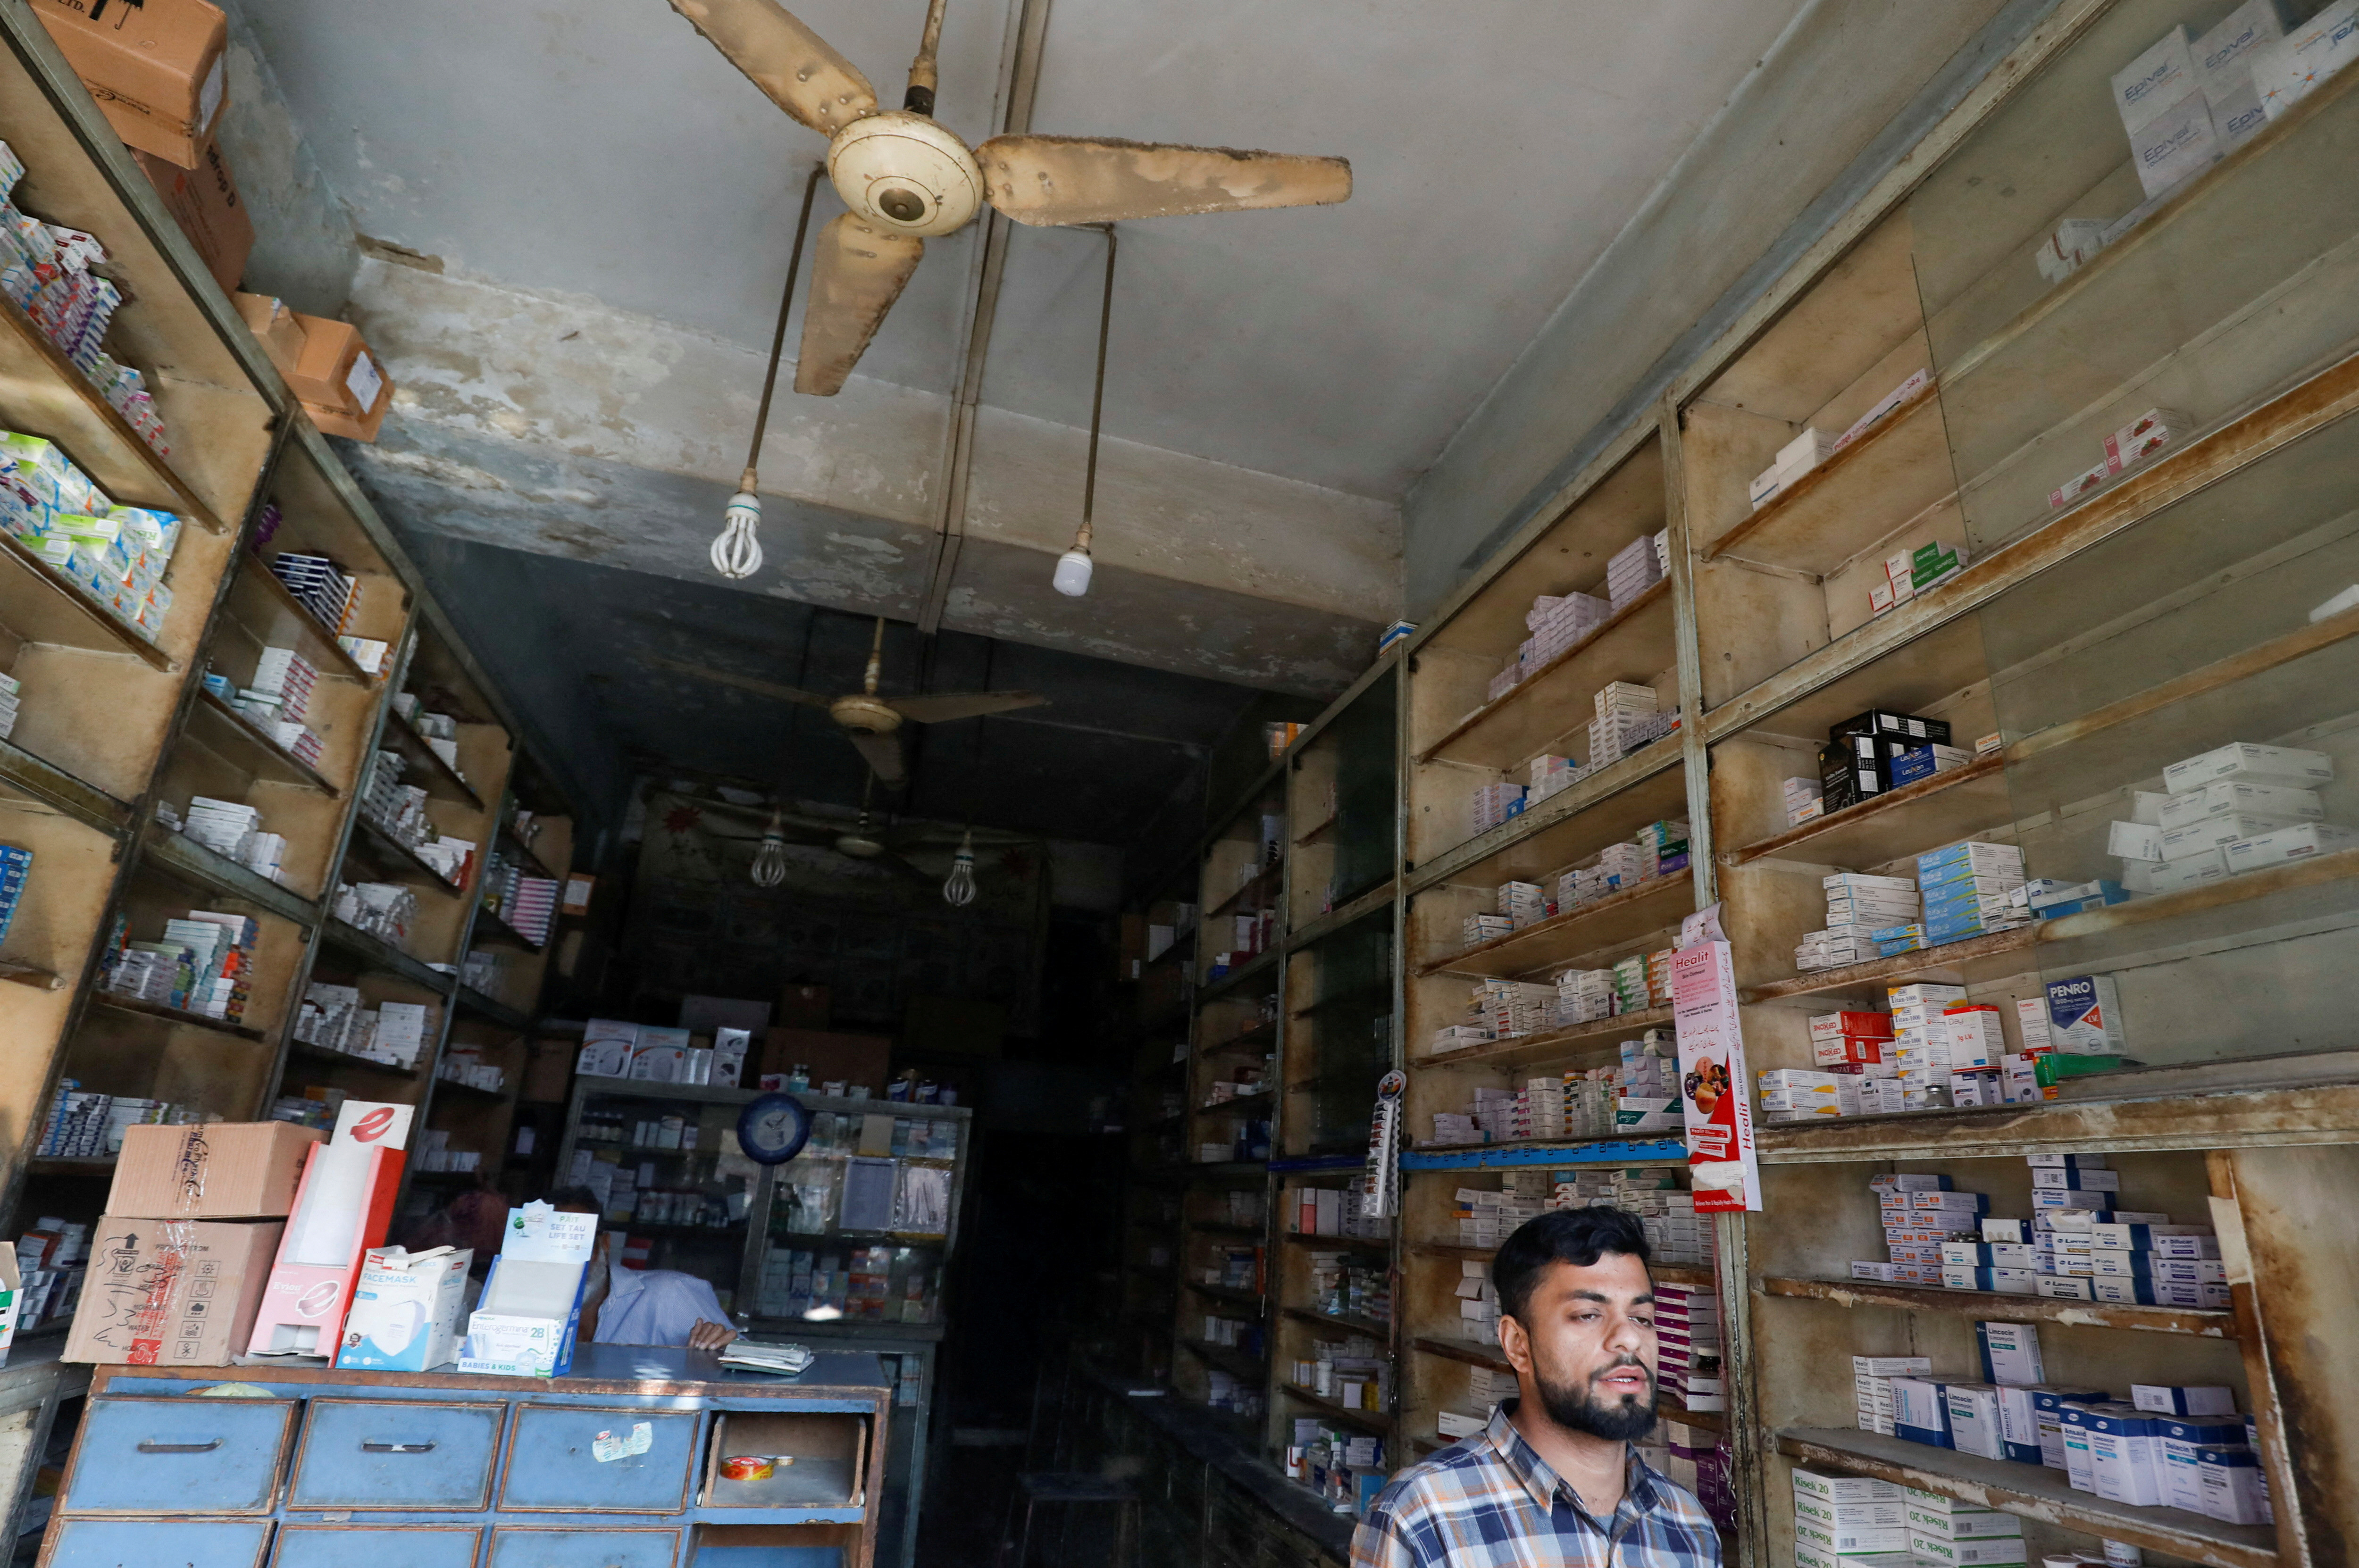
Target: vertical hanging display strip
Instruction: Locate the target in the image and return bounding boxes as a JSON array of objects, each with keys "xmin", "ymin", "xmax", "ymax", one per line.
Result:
[{"xmin": 1360, "ymin": 1070, "xmax": 1405, "ymax": 1219}]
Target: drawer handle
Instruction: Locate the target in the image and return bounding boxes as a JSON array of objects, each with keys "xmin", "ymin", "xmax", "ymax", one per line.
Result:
[
  {"xmin": 360, "ymin": 1440, "xmax": 439, "ymax": 1453},
  {"xmin": 135, "ymin": 1438, "xmax": 222, "ymax": 1454}
]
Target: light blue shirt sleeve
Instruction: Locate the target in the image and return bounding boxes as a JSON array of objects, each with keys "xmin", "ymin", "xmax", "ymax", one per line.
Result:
[{"xmin": 592, "ymin": 1266, "xmax": 729, "ymax": 1347}]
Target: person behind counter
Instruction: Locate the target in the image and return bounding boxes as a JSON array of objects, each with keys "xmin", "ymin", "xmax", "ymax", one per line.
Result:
[{"xmin": 543, "ymin": 1186, "xmax": 741, "ymax": 1351}]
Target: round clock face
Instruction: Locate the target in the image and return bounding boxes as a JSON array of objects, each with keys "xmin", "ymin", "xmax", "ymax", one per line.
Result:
[{"xmin": 736, "ymin": 1093, "xmax": 813, "ymax": 1165}]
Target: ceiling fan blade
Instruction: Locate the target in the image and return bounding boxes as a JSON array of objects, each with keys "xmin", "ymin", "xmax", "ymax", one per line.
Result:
[
  {"xmin": 884, "ymin": 690, "xmax": 1048, "ymax": 723},
  {"xmin": 649, "ymin": 655, "xmax": 833, "ymax": 708},
  {"xmin": 666, "ymin": 0, "xmax": 878, "ymax": 136},
  {"xmin": 976, "ymin": 135, "xmax": 1351, "ymax": 227},
  {"xmin": 793, "ymin": 215, "xmax": 925, "ymax": 395},
  {"xmin": 877, "ymin": 851, "xmax": 936, "ymax": 886},
  {"xmin": 846, "ymin": 727, "xmax": 908, "ymax": 785}
]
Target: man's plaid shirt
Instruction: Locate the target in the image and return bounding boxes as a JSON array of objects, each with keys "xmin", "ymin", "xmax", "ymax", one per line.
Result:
[{"xmin": 1350, "ymin": 1404, "xmax": 1723, "ymax": 1568}]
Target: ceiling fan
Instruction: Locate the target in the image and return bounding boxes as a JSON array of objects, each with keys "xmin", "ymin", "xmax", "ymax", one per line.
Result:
[
  {"xmin": 652, "ymin": 615, "xmax": 1044, "ymax": 784},
  {"xmin": 746, "ymin": 772, "xmax": 942, "ymax": 884},
  {"xmin": 666, "ymin": 0, "xmax": 1353, "ymax": 394}
]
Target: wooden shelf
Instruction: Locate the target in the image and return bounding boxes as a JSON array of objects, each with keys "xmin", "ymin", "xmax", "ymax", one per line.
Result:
[
  {"xmin": 1292, "ymin": 811, "xmax": 1339, "ymax": 847},
  {"xmin": 1185, "ymin": 1281, "xmax": 1268, "ymax": 1313},
  {"xmin": 1412, "ymin": 1004, "xmax": 1674, "ymax": 1072},
  {"xmin": 1400, "ymin": 1137, "xmax": 1690, "ymax": 1171},
  {"xmin": 471, "ymin": 909, "xmax": 547, "ymax": 953},
  {"xmin": 1705, "ymin": 376, "xmax": 1950, "ymax": 572},
  {"xmin": 0, "ymin": 529, "xmax": 173, "ymax": 670},
  {"xmin": 1757, "ymin": 1275, "xmax": 2233, "ymax": 1336},
  {"xmin": 1413, "ymin": 1335, "xmax": 1508, "ymax": 1372},
  {"xmin": 318, "ymin": 917, "xmax": 454, "ymax": 994},
  {"xmin": 381, "ymin": 710, "xmax": 487, "ymax": 811},
  {"xmin": 89, "ymin": 991, "xmax": 267, "ymax": 1043},
  {"xmin": 499, "ymin": 819, "xmax": 561, "ymax": 881},
  {"xmin": 347, "ymin": 815, "xmax": 466, "ymax": 897},
  {"xmin": 1419, "ymin": 867, "xmax": 1691, "ymax": 981},
  {"xmin": 26, "ymin": 1156, "xmax": 115, "ymax": 1176},
  {"xmin": 231, "ymin": 551, "xmax": 377, "ymax": 684},
  {"xmin": 0, "ymin": 958, "xmax": 61, "ymax": 991},
  {"xmin": 1207, "ymin": 861, "xmax": 1281, "ymax": 922},
  {"xmin": 1280, "ymin": 1231, "xmax": 1387, "ymax": 1252},
  {"xmin": 1200, "ymin": 1023, "xmax": 1276, "ymax": 1059},
  {"xmin": 1178, "ymin": 1339, "xmax": 1265, "ymax": 1381},
  {"xmin": 454, "ymin": 985, "xmax": 528, "ymax": 1030},
  {"xmin": 1740, "ymin": 926, "xmax": 2035, "ymax": 1004},
  {"xmin": 1776, "ymin": 1426, "xmax": 2277, "ymax": 1568},
  {"xmin": 1290, "ymin": 980, "xmax": 1389, "ymax": 1020},
  {"xmin": 1277, "ymin": 1385, "xmax": 1389, "ymax": 1433},
  {"xmin": 1418, "ymin": 576, "xmax": 1674, "ymax": 770},
  {"xmin": 1410, "ymin": 1244, "xmax": 1713, "ymax": 1291},
  {"xmin": 0, "ymin": 730, "xmax": 129, "ymax": 830},
  {"xmin": 1189, "ymin": 1222, "xmax": 1266, "ymax": 1240},
  {"xmin": 285, "ymin": 1038, "xmax": 421, "ymax": 1079},
  {"xmin": 1722, "ymin": 752, "xmax": 2006, "ymax": 871},
  {"xmin": 430, "ymin": 1075, "xmax": 510, "ymax": 1102},
  {"xmin": 0, "ymin": 281, "xmax": 226, "ymax": 536},
  {"xmin": 1199, "ymin": 947, "xmax": 1280, "ymax": 1001},
  {"xmin": 1285, "ymin": 879, "xmax": 1397, "ymax": 954},
  {"xmin": 142, "ymin": 826, "xmax": 317, "ymax": 929},
  {"xmin": 187, "ymin": 692, "xmax": 338, "ymax": 795},
  {"xmin": 1281, "ymin": 1305, "xmax": 1389, "ymax": 1338},
  {"xmin": 1408, "ymin": 744, "xmax": 1691, "ymax": 895}
]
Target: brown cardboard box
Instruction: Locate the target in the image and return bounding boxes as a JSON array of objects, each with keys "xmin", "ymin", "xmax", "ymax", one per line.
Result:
[
  {"xmin": 33, "ymin": 0, "xmax": 229, "ymax": 168},
  {"xmin": 106, "ymin": 1122, "xmax": 323, "ymax": 1219},
  {"xmin": 234, "ymin": 291, "xmax": 304, "ymax": 376},
  {"xmin": 776, "ymin": 984, "xmax": 831, "ymax": 1030},
  {"xmin": 761, "ymin": 1027, "xmax": 890, "ymax": 1093},
  {"xmin": 134, "ymin": 137, "xmax": 250, "ymax": 293},
  {"xmin": 287, "ymin": 313, "xmax": 392, "ymax": 419},
  {"xmin": 301, "ymin": 394, "xmax": 388, "ymax": 442},
  {"xmin": 67, "ymin": 1216, "xmax": 281, "ymax": 1366}
]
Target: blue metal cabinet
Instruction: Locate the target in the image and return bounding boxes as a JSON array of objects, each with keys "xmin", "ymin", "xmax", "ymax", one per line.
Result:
[
  {"xmin": 498, "ymin": 1406, "xmax": 700, "ymax": 1514},
  {"xmin": 287, "ymin": 1400, "xmax": 505, "ymax": 1511},
  {"xmin": 43, "ymin": 1518, "xmax": 273, "ymax": 1568},
  {"xmin": 487, "ymin": 1526, "xmax": 681, "ymax": 1568},
  {"xmin": 61, "ymin": 1396, "xmax": 297, "ymax": 1515},
  {"xmin": 47, "ymin": 1348, "xmax": 892, "ymax": 1568},
  {"xmin": 273, "ymin": 1525, "xmax": 484, "ymax": 1568}
]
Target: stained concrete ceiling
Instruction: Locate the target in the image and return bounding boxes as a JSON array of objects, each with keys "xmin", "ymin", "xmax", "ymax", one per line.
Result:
[{"xmin": 202, "ymin": 0, "xmax": 2021, "ymax": 843}]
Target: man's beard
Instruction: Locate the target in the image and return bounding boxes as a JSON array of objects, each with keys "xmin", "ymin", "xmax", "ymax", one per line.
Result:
[{"xmin": 1534, "ymin": 1354, "xmax": 1657, "ymax": 1442}]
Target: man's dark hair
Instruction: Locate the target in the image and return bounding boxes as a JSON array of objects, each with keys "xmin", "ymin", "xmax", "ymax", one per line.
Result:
[
  {"xmin": 544, "ymin": 1185, "xmax": 603, "ymax": 1214},
  {"xmin": 1493, "ymin": 1205, "xmax": 1651, "ymax": 1324}
]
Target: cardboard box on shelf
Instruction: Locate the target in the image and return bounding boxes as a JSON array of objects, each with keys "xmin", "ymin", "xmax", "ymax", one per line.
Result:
[
  {"xmin": 233, "ymin": 291, "xmax": 306, "ymax": 378},
  {"xmin": 760, "ymin": 1026, "xmax": 892, "ymax": 1091},
  {"xmin": 107, "ymin": 1122, "xmax": 325, "ymax": 1218},
  {"xmin": 302, "ymin": 393, "xmax": 390, "ymax": 443},
  {"xmin": 32, "ymin": 0, "xmax": 229, "ymax": 168},
  {"xmin": 65, "ymin": 1216, "xmax": 282, "ymax": 1365},
  {"xmin": 132, "ymin": 137, "xmax": 251, "ymax": 292},
  {"xmin": 286, "ymin": 313, "xmax": 392, "ymax": 419}
]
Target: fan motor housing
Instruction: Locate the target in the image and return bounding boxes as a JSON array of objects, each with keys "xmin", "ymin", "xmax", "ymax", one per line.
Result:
[
  {"xmin": 829, "ymin": 693, "xmax": 903, "ymax": 735},
  {"xmin": 827, "ymin": 111, "xmax": 983, "ymax": 237}
]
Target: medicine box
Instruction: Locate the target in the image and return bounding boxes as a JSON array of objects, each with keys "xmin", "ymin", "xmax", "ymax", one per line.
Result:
[
  {"xmin": 2044, "ymin": 974, "xmax": 2124, "ymax": 1055},
  {"xmin": 2157, "ymin": 778, "xmax": 2321, "ymax": 830},
  {"xmin": 2129, "ymin": 90, "xmax": 2220, "ymax": 199},
  {"xmin": 1794, "ymin": 1517, "xmax": 1908, "ymax": 1556},
  {"xmin": 1908, "ymin": 1535, "xmax": 2029, "ymax": 1568},
  {"xmin": 2163, "ymin": 741, "xmax": 2334, "ymax": 793},
  {"xmin": 1790, "ymin": 1468, "xmax": 1905, "ymax": 1504},
  {"xmin": 2113, "ymin": 26, "xmax": 2198, "ymax": 133},
  {"xmin": 1975, "ymin": 1321, "xmax": 2044, "ymax": 1385},
  {"xmin": 2225, "ymin": 821, "xmax": 2359, "ymax": 873},
  {"xmin": 2132, "ymin": 1383, "xmax": 2237, "ymax": 1416}
]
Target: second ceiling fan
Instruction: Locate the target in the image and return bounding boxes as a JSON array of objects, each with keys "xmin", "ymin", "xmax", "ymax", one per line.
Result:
[
  {"xmin": 655, "ymin": 615, "xmax": 1042, "ymax": 785},
  {"xmin": 667, "ymin": 0, "xmax": 1353, "ymax": 394}
]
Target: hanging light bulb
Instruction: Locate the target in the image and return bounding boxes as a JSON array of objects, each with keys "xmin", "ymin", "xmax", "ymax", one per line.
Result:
[
  {"xmin": 751, "ymin": 810, "xmax": 789, "ymax": 889},
  {"xmin": 711, "ymin": 166, "xmax": 820, "ymax": 583},
  {"xmin": 1051, "ymin": 225, "xmax": 1117, "ymax": 599},
  {"xmin": 1052, "ymin": 536, "xmax": 1092, "ymax": 597},
  {"xmin": 711, "ymin": 482, "xmax": 764, "ymax": 579},
  {"xmin": 942, "ymin": 829, "xmax": 977, "ymax": 906}
]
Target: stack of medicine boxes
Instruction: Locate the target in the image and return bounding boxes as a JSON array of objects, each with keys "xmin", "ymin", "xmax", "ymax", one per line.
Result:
[
  {"xmin": 1790, "ymin": 1467, "xmax": 1910, "ymax": 1568},
  {"xmin": 1916, "ymin": 842, "xmax": 2028, "ymax": 952}
]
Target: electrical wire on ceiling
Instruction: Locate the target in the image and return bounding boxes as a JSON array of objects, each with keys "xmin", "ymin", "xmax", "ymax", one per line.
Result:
[{"xmin": 711, "ymin": 165, "xmax": 823, "ymax": 581}]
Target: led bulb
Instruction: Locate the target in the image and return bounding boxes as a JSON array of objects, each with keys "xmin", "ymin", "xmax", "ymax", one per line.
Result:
[
  {"xmin": 943, "ymin": 833, "xmax": 977, "ymax": 907},
  {"xmin": 711, "ymin": 491, "xmax": 764, "ymax": 580},
  {"xmin": 750, "ymin": 812, "xmax": 788, "ymax": 888},
  {"xmin": 1052, "ymin": 547, "xmax": 1093, "ymax": 597}
]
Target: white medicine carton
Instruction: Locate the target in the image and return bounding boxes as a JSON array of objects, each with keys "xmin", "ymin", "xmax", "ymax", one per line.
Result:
[
  {"xmin": 2225, "ymin": 822, "xmax": 2359, "ymax": 873},
  {"xmin": 2163, "ymin": 742, "xmax": 2334, "ymax": 794},
  {"xmin": 2113, "ymin": 25, "xmax": 2199, "ymax": 132},
  {"xmin": 2157, "ymin": 778, "xmax": 2323, "ymax": 830}
]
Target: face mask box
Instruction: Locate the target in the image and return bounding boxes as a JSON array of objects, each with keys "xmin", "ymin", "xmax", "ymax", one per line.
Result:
[
  {"xmin": 335, "ymin": 1246, "xmax": 471, "ymax": 1372},
  {"xmin": 457, "ymin": 1202, "xmax": 599, "ymax": 1378}
]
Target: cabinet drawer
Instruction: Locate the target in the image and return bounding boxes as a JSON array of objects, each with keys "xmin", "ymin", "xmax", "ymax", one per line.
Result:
[
  {"xmin": 288, "ymin": 1400, "xmax": 505, "ymax": 1511},
  {"xmin": 273, "ymin": 1525, "xmax": 482, "ymax": 1568},
  {"xmin": 61, "ymin": 1397, "xmax": 296, "ymax": 1516},
  {"xmin": 497, "ymin": 1407, "xmax": 698, "ymax": 1514},
  {"xmin": 42, "ymin": 1518, "xmax": 272, "ymax": 1568},
  {"xmin": 487, "ymin": 1526, "xmax": 680, "ymax": 1568}
]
